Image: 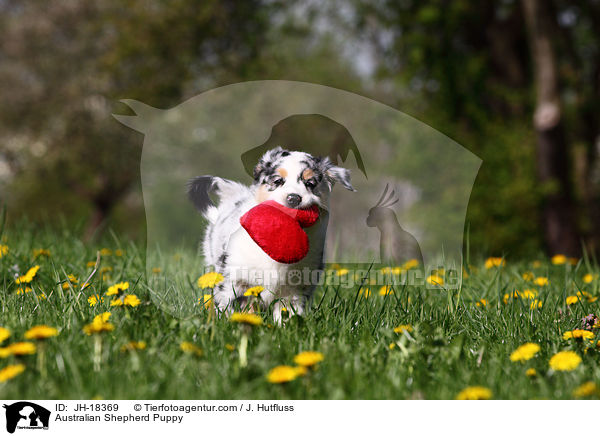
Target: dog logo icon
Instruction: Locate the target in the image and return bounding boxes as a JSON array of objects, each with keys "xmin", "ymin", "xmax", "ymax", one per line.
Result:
[{"xmin": 3, "ymin": 402, "xmax": 50, "ymax": 433}]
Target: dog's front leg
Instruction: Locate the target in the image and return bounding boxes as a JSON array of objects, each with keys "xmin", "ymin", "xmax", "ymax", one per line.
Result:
[{"xmin": 272, "ymin": 295, "xmax": 307, "ymax": 323}]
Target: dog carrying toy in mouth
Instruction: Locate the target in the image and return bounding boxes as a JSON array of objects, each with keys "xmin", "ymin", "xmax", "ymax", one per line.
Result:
[
  {"xmin": 240, "ymin": 200, "xmax": 320, "ymax": 264},
  {"xmin": 188, "ymin": 146, "xmax": 355, "ymax": 319}
]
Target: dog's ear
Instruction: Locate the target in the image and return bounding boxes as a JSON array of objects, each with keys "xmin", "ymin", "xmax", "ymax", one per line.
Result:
[
  {"xmin": 326, "ymin": 166, "xmax": 356, "ymax": 191},
  {"xmin": 253, "ymin": 162, "xmax": 264, "ymax": 182},
  {"xmin": 254, "ymin": 146, "xmax": 288, "ymax": 182}
]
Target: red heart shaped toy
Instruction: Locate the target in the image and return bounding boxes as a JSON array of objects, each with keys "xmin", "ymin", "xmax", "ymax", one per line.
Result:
[{"xmin": 240, "ymin": 200, "xmax": 320, "ymax": 264}]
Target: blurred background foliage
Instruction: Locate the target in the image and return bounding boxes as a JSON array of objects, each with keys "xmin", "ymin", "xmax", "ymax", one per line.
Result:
[{"xmin": 0, "ymin": 0, "xmax": 599, "ymax": 258}]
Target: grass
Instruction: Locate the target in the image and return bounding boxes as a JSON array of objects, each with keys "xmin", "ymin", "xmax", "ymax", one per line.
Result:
[{"xmin": 1, "ymin": 219, "xmax": 599, "ymax": 400}]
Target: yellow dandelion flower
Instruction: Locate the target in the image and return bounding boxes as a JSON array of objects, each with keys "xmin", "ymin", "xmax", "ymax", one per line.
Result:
[
  {"xmin": 573, "ymin": 381, "xmax": 597, "ymax": 398},
  {"xmin": 86, "ymin": 261, "xmax": 96, "ymax": 268},
  {"xmin": 225, "ymin": 343, "xmax": 235, "ymax": 351},
  {"xmin": 97, "ymin": 312, "xmax": 111, "ymax": 322},
  {"xmin": 99, "ymin": 248, "xmax": 112, "ymax": 256},
  {"xmin": 230, "ymin": 312, "xmax": 262, "ymax": 326},
  {"xmin": 522, "ymin": 272, "xmax": 534, "ymax": 281},
  {"xmin": 551, "ymin": 254, "xmax": 567, "ymax": 265},
  {"xmin": 293, "ymin": 351, "xmax": 324, "ymax": 367},
  {"xmin": 426, "ymin": 274, "xmax": 444, "ymax": 286},
  {"xmin": 152, "ymin": 267, "xmax": 162, "ymax": 274},
  {"xmin": 110, "ymin": 298, "xmax": 123, "ymax": 307},
  {"xmin": 583, "ymin": 273, "xmax": 596, "ymax": 284},
  {"xmin": 15, "ymin": 287, "xmax": 32, "ymax": 295},
  {"xmin": 525, "ymin": 368, "xmax": 537, "ymax": 377},
  {"xmin": 476, "ymin": 299, "xmax": 487, "ymax": 307},
  {"xmin": 549, "ymin": 351, "xmax": 581, "ymax": 371},
  {"xmin": 510, "ymin": 343, "xmax": 541, "ymax": 362},
  {"xmin": 566, "ymin": 295, "xmax": 579, "ymax": 305},
  {"xmin": 198, "ymin": 294, "xmax": 213, "ymax": 309},
  {"xmin": 485, "ymin": 257, "xmax": 505, "ymax": 269},
  {"xmin": 83, "ymin": 313, "xmax": 114, "ymax": 335},
  {"xmin": 530, "ymin": 299, "xmax": 543, "ymax": 309},
  {"xmin": 114, "ymin": 249, "xmax": 124, "ymax": 257},
  {"xmin": 37, "ymin": 293, "xmax": 46, "ymax": 300},
  {"xmin": 402, "ymin": 259, "xmax": 419, "ymax": 270},
  {"xmin": 24, "ymin": 325, "xmax": 58, "ymax": 340},
  {"xmin": 106, "ymin": 281, "xmax": 129, "ymax": 296},
  {"xmin": 295, "ymin": 365, "xmax": 308, "ymax": 376},
  {"xmin": 577, "ymin": 291, "xmax": 598, "ymax": 303},
  {"xmin": 379, "ymin": 285, "xmax": 394, "ymax": 296},
  {"xmin": 266, "ymin": 365, "xmax": 304, "ymax": 384},
  {"xmin": 519, "ymin": 289, "xmax": 537, "ymax": 300},
  {"xmin": 62, "ymin": 274, "xmax": 79, "ymax": 289},
  {"xmin": 15, "ymin": 266, "xmax": 40, "ymax": 284},
  {"xmin": 562, "ymin": 330, "xmax": 595, "ymax": 341},
  {"xmin": 359, "ymin": 288, "xmax": 371, "ymax": 298},
  {"xmin": 532, "ymin": 260, "xmax": 542, "ymax": 268},
  {"xmin": 88, "ymin": 294, "xmax": 103, "ymax": 306},
  {"xmin": 394, "ymin": 324, "xmax": 413, "ymax": 334},
  {"xmin": 100, "ymin": 266, "xmax": 113, "ymax": 274},
  {"xmin": 0, "ymin": 245, "xmax": 8, "ymax": 258},
  {"xmin": 197, "ymin": 272, "xmax": 224, "ymax": 289},
  {"xmin": 180, "ymin": 341, "xmax": 202, "ymax": 356},
  {"xmin": 534, "ymin": 277, "xmax": 549, "ymax": 286},
  {"xmin": 244, "ymin": 286, "xmax": 264, "ymax": 297},
  {"xmin": 456, "ymin": 386, "xmax": 492, "ymax": 400},
  {"xmin": 462, "ymin": 267, "xmax": 470, "ymax": 279},
  {"xmin": 120, "ymin": 341, "xmax": 146, "ymax": 352},
  {"xmin": 389, "ymin": 343, "xmax": 396, "ymax": 350},
  {"xmin": 0, "ymin": 364, "xmax": 25, "ymax": 382},
  {"xmin": 123, "ymin": 294, "xmax": 141, "ymax": 307},
  {"xmin": 0, "ymin": 328, "xmax": 10, "ymax": 344},
  {"xmin": 7, "ymin": 342, "xmax": 36, "ymax": 355},
  {"xmin": 32, "ymin": 248, "xmax": 51, "ymax": 258},
  {"xmin": 336, "ymin": 268, "xmax": 350, "ymax": 276},
  {"xmin": 503, "ymin": 291, "xmax": 518, "ymax": 304}
]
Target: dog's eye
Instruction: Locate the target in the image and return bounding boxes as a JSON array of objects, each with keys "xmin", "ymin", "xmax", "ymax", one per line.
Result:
[
  {"xmin": 305, "ymin": 178, "xmax": 317, "ymax": 190},
  {"xmin": 270, "ymin": 177, "xmax": 284, "ymax": 187}
]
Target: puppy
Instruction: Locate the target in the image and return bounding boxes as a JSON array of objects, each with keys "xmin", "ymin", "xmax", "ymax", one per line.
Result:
[{"xmin": 188, "ymin": 146, "xmax": 355, "ymax": 320}]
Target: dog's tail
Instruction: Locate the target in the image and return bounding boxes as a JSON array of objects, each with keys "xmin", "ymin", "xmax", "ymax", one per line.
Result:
[
  {"xmin": 187, "ymin": 176, "xmax": 217, "ymax": 220},
  {"xmin": 187, "ymin": 176, "xmax": 252, "ymax": 224}
]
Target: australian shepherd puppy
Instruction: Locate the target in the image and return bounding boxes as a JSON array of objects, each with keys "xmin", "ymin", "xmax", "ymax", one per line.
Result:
[{"xmin": 188, "ymin": 147, "xmax": 355, "ymax": 321}]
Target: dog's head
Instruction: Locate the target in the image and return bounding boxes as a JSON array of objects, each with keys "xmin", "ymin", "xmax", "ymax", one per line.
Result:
[{"xmin": 253, "ymin": 147, "xmax": 355, "ymax": 210}]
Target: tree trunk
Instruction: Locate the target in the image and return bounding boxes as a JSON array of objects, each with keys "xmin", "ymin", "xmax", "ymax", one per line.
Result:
[
  {"xmin": 522, "ymin": 0, "xmax": 580, "ymax": 256},
  {"xmin": 84, "ymin": 202, "xmax": 110, "ymax": 241}
]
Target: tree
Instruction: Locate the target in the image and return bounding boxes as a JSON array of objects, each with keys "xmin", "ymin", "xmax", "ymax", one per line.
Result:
[
  {"xmin": 0, "ymin": 0, "xmax": 273, "ymax": 238},
  {"xmin": 522, "ymin": 0, "xmax": 580, "ymax": 255}
]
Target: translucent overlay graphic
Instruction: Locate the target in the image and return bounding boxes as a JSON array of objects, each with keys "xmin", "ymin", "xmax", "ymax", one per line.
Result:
[{"xmin": 114, "ymin": 80, "xmax": 481, "ymax": 318}]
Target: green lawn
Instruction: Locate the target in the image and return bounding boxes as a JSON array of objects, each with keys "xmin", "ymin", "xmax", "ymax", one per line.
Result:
[{"xmin": 0, "ymin": 220, "xmax": 599, "ymax": 399}]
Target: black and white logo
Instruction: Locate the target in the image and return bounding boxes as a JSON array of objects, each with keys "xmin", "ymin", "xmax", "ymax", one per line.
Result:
[{"xmin": 3, "ymin": 402, "xmax": 50, "ymax": 434}]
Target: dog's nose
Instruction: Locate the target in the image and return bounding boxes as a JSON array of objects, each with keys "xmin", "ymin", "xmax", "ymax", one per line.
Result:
[{"xmin": 286, "ymin": 193, "xmax": 302, "ymax": 207}]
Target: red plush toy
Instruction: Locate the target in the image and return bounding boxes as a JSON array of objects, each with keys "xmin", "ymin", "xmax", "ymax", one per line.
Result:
[{"xmin": 240, "ymin": 200, "xmax": 320, "ymax": 264}]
